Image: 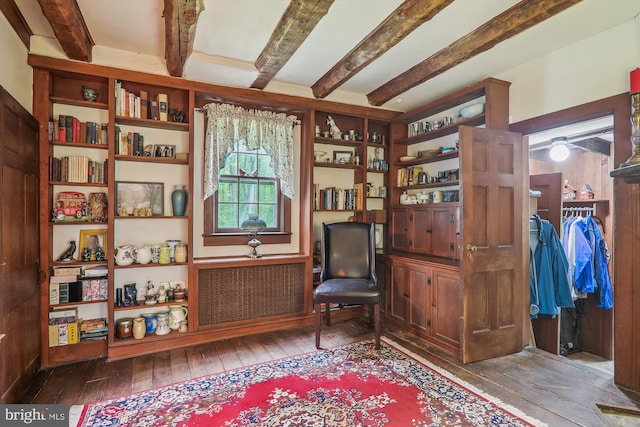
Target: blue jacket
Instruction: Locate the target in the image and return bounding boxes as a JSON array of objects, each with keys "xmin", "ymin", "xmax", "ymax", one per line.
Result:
[
  {"xmin": 580, "ymin": 217, "xmax": 613, "ymax": 309},
  {"xmin": 530, "ymin": 215, "xmax": 574, "ymax": 317}
]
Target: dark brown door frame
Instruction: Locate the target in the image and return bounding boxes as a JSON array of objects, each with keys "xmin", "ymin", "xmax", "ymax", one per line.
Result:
[{"xmin": 510, "ymin": 93, "xmax": 640, "ymax": 391}]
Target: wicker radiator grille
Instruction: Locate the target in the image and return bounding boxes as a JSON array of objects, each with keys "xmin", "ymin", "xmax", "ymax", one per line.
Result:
[{"xmin": 198, "ymin": 262, "xmax": 305, "ymax": 325}]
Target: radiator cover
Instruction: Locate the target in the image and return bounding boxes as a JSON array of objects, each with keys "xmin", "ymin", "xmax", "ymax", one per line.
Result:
[{"xmin": 198, "ymin": 262, "xmax": 305, "ymax": 325}]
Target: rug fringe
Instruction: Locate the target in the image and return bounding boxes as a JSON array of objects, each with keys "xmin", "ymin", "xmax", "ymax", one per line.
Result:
[{"xmin": 380, "ymin": 336, "xmax": 550, "ymax": 427}]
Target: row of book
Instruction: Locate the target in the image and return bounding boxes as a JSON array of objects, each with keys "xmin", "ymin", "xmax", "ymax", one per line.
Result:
[
  {"xmin": 48, "ymin": 309, "xmax": 108, "ymax": 346},
  {"xmin": 49, "ymin": 115, "xmax": 108, "ymax": 145},
  {"xmin": 313, "ymin": 184, "xmax": 363, "ymax": 211},
  {"xmin": 114, "ymin": 126, "xmax": 145, "ymax": 156},
  {"xmin": 115, "ymin": 80, "xmax": 168, "ymax": 121},
  {"xmin": 49, "ymin": 156, "xmax": 108, "ymax": 184}
]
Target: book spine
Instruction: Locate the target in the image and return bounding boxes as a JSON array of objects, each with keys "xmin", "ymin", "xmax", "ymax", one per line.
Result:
[
  {"xmin": 58, "ymin": 115, "xmax": 66, "ymax": 141},
  {"xmin": 65, "ymin": 115, "xmax": 73, "ymax": 142},
  {"xmin": 158, "ymin": 93, "xmax": 168, "ymax": 121},
  {"xmin": 140, "ymin": 90, "xmax": 148, "ymax": 119},
  {"xmin": 115, "ymin": 79, "xmax": 121, "ymax": 116}
]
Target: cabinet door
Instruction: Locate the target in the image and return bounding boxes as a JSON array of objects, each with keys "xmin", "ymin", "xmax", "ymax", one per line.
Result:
[
  {"xmin": 389, "ymin": 264, "xmax": 409, "ymax": 323},
  {"xmin": 411, "ymin": 207, "xmax": 431, "ymax": 253},
  {"xmin": 430, "ymin": 206, "xmax": 457, "ymax": 258},
  {"xmin": 408, "ymin": 267, "xmax": 431, "ymax": 334},
  {"xmin": 459, "ymin": 126, "xmax": 527, "ymax": 363},
  {"xmin": 375, "ymin": 256, "xmax": 389, "ymax": 316},
  {"xmin": 390, "ymin": 209, "xmax": 409, "ymax": 251},
  {"xmin": 432, "ymin": 267, "xmax": 461, "ymax": 349}
]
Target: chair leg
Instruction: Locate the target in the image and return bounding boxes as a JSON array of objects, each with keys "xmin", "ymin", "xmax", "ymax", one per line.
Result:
[
  {"xmin": 374, "ymin": 304, "xmax": 380, "ymax": 350},
  {"xmin": 315, "ymin": 303, "xmax": 322, "ymax": 349},
  {"xmin": 325, "ymin": 302, "xmax": 331, "ymax": 326}
]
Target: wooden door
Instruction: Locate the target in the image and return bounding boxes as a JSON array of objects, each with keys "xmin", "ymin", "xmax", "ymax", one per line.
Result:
[
  {"xmin": 530, "ymin": 172, "xmax": 562, "ymax": 233},
  {"xmin": 408, "ymin": 266, "xmax": 431, "ymax": 334},
  {"xmin": 411, "ymin": 208, "xmax": 431, "ymax": 253},
  {"xmin": 389, "ymin": 264, "xmax": 409, "ymax": 323},
  {"xmin": 529, "ymin": 172, "xmax": 562, "ymax": 355},
  {"xmin": 432, "ymin": 266, "xmax": 461, "ymax": 350},
  {"xmin": 430, "ymin": 206, "xmax": 456, "ymax": 258},
  {"xmin": 390, "ymin": 209, "xmax": 409, "ymax": 251},
  {"xmin": 459, "ymin": 126, "xmax": 528, "ymax": 363},
  {"xmin": 0, "ymin": 86, "xmax": 40, "ymax": 403}
]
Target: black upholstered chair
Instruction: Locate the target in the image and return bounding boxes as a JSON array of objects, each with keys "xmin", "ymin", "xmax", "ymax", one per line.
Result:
[{"xmin": 313, "ymin": 222, "xmax": 381, "ymax": 349}]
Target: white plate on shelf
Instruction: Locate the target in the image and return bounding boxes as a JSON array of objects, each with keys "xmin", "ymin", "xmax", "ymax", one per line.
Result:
[{"xmin": 399, "ymin": 156, "xmax": 417, "ymax": 162}]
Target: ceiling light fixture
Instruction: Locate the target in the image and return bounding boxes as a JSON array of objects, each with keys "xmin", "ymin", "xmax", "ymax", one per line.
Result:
[{"xmin": 549, "ymin": 136, "xmax": 570, "ymax": 162}]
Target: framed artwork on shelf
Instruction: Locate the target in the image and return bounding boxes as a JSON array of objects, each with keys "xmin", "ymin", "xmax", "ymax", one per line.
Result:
[
  {"xmin": 79, "ymin": 229, "xmax": 107, "ymax": 261},
  {"xmin": 333, "ymin": 150, "xmax": 352, "ymax": 164},
  {"xmin": 153, "ymin": 144, "xmax": 176, "ymax": 158},
  {"xmin": 115, "ymin": 181, "xmax": 164, "ymax": 216}
]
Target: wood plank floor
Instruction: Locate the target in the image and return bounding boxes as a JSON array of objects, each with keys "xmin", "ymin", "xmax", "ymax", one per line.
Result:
[{"xmin": 20, "ymin": 319, "xmax": 640, "ymax": 426}]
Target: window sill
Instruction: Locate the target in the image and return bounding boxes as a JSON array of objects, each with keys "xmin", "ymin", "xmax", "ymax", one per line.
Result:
[{"xmin": 203, "ymin": 232, "xmax": 292, "ymax": 246}]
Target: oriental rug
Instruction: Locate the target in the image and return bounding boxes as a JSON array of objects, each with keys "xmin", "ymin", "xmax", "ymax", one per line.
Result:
[{"xmin": 73, "ymin": 337, "xmax": 546, "ymax": 426}]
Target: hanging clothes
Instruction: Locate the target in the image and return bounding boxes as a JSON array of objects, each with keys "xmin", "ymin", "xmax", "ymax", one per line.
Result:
[
  {"xmin": 563, "ymin": 215, "xmax": 613, "ymax": 309},
  {"xmin": 529, "ymin": 215, "xmax": 574, "ymax": 318}
]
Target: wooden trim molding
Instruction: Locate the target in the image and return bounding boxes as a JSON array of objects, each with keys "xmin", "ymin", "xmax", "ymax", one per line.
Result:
[{"xmin": 0, "ymin": 0, "xmax": 32, "ymax": 48}]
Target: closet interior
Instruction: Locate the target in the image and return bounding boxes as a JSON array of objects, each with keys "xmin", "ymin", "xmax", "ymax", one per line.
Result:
[{"xmin": 527, "ymin": 116, "xmax": 614, "ymax": 368}]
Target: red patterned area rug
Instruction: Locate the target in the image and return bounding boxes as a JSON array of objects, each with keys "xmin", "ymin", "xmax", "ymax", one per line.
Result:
[{"xmin": 73, "ymin": 337, "xmax": 547, "ymax": 426}]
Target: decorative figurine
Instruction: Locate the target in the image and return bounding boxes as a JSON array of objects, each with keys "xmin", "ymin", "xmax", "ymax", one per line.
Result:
[
  {"xmin": 326, "ymin": 115, "xmax": 341, "ymax": 139},
  {"xmin": 170, "ymin": 109, "xmax": 185, "ymax": 122},
  {"xmin": 57, "ymin": 240, "xmax": 77, "ymax": 262}
]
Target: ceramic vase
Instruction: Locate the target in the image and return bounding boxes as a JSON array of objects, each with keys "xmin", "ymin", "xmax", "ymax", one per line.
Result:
[
  {"xmin": 142, "ymin": 312, "xmax": 157, "ymax": 334},
  {"xmin": 132, "ymin": 317, "xmax": 146, "ymax": 339},
  {"xmin": 171, "ymin": 185, "xmax": 187, "ymax": 216},
  {"xmin": 155, "ymin": 312, "xmax": 171, "ymax": 335},
  {"xmin": 174, "ymin": 243, "xmax": 187, "ymax": 263}
]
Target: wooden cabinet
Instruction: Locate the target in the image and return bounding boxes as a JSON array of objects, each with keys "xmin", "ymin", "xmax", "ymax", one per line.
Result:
[
  {"xmin": 386, "ymin": 256, "xmax": 460, "ymax": 353},
  {"xmin": 385, "ymin": 78, "xmax": 529, "ymax": 363},
  {"xmin": 391, "ymin": 204, "xmax": 459, "ymax": 259}
]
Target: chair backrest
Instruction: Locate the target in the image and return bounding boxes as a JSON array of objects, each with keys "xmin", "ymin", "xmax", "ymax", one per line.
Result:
[{"xmin": 321, "ymin": 222, "xmax": 376, "ymax": 281}]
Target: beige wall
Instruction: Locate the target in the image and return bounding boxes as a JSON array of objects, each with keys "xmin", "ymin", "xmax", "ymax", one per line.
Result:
[{"xmin": 1, "ymin": 13, "xmax": 33, "ymax": 112}]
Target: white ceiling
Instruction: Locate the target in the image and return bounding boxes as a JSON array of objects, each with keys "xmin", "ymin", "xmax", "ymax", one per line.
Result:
[{"xmin": 14, "ymin": 0, "xmax": 640, "ymax": 112}]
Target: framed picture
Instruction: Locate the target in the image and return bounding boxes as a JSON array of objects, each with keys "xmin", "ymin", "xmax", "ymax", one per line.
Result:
[
  {"xmin": 333, "ymin": 150, "xmax": 352, "ymax": 164},
  {"xmin": 115, "ymin": 181, "xmax": 164, "ymax": 216},
  {"xmin": 79, "ymin": 229, "xmax": 107, "ymax": 261},
  {"xmin": 153, "ymin": 144, "xmax": 176, "ymax": 159}
]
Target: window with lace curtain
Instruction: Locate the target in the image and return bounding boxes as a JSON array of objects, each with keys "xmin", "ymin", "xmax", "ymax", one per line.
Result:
[{"xmin": 201, "ymin": 103, "xmax": 298, "ymax": 246}]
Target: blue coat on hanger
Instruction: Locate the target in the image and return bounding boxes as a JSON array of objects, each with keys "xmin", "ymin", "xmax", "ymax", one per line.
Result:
[{"xmin": 530, "ymin": 215, "xmax": 574, "ymax": 317}]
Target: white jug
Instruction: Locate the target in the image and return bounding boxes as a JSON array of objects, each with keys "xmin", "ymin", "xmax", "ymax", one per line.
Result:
[
  {"xmin": 168, "ymin": 305, "xmax": 188, "ymax": 330},
  {"xmin": 134, "ymin": 245, "xmax": 152, "ymax": 264},
  {"xmin": 114, "ymin": 244, "xmax": 135, "ymax": 266}
]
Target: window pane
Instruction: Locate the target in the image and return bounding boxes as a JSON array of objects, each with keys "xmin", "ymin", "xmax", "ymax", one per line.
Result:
[
  {"xmin": 259, "ymin": 181, "xmax": 276, "ymax": 203},
  {"xmin": 218, "ymin": 180, "xmax": 238, "ymax": 202},
  {"xmin": 258, "ymin": 155, "xmax": 275, "ymax": 177},
  {"xmin": 237, "ymin": 153, "xmax": 257, "ymax": 175},
  {"xmin": 220, "ymin": 153, "xmax": 238, "ymax": 175},
  {"xmin": 217, "ymin": 203, "xmax": 238, "ymax": 228},
  {"xmin": 239, "ymin": 180, "xmax": 258, "ymax": 203},
  {"xmin": 258, "ymin": 204, "xmax": 276, "ymax": 228},
  {"xmin": 239, "ymin": 204, "xmax": 258, "ymax": 225}
]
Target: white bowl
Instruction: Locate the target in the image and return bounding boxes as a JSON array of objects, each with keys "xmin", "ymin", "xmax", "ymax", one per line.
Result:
[{"xmin": 459, "ymin": 103, "xmax": 485, "ymax": 119}]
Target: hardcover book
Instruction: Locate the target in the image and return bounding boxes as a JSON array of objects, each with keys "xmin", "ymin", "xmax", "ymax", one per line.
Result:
[{"xmin": 158, "ymin": 93, "xmax": 168, "ymax": 121}]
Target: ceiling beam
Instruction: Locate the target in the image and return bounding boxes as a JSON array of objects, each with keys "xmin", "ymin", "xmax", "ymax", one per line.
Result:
[
  {"xmin": 163, "ymin": 0, "xmax": 204, "ymax": 77},
  {"xmin": 0, "ymin": 0, "xmax": 32, "ymax": 48},
  {"xmin": 37, "ymin": 0, "xmax": 93, "ymax": 62},
  {"xmin": 312, "ymin": 0, "xmax": 453, "ymax": 99},
  {"xmin": 367, "ymin": 0, "xmax": 582, "ymax": 106},
  {"xmin": 251, "ymin": 0, "xmax": 334, "ymax": 90}
]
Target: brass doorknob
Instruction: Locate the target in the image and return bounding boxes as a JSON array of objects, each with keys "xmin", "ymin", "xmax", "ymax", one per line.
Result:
[{"xmin": 466, "ymin": 244, "xmax": 477, "ymax": 258}]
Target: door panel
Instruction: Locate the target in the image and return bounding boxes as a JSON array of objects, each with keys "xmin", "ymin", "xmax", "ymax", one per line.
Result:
[
  {"xmin": 390, "ymin": 264, "xmax": 408, "ymax": 323},
  {"xmin": 0, "ymin": 86, "xmax": 40, "ymax": 403},
  {"xmin": 432, "ymin": 268, "xmax": 461, "ymax": 348},
  {"xmin": 411, "ymin": 208, "xmax": 430, "ymax": 253},
  {"xmin": 408, "ymin": 268, "xmax": 430, "ymax": 333},
  {"xmin": 460, "ymin": 126, "xmax": 527, "ymax": 363}
]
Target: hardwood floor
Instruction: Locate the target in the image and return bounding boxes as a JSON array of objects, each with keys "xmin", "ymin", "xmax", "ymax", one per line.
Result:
[{"xmin": 20, "ymin": 319, "xmax": 640, "ymax": 426}]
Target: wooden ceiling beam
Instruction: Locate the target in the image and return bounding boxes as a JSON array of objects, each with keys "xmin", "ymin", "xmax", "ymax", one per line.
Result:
[
  {"xmin": 367, "ymin": 0, "xmax": 582, "ymax": 106},
  {"xmin": 312, "ymin": 0, "xmax": 453, "ymax": 99},
  {"xmin": 163, "ymin": 0, "xmax": 204, "ymax": 77},
  {"xmin": 251, "ymin": 0, "xmax": 334, "ymax": 90},
  {"xmin": 37, "ymin": 0, "xmax": 93, "ymax": 62},
  {"xmin": 0, "ymin": 0, "xmax": 33, "ymax": 48}
]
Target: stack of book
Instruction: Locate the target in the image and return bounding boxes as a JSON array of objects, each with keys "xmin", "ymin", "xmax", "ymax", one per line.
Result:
[
  {"xmin": 48, "ymin": 308, "xmax": 78, "ymax": 347},
  {"xmin": 115, "ymin": 80, "xmax": 166, "ymax": 121},
  {"xmin": 114, "ymin": 127, "xmax": 145, "ymax": 156},
  {"xmin": 79, "ymin": 318, "xmax": 108, "ymax": 342},
  {"xmin": 313, "ymin": 184, "xmax": 363, "ymax": 211}
]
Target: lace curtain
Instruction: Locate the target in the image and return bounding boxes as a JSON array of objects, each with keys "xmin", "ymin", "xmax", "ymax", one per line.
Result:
[{"xmin": 202, "ymin": 103, "xmax": 299, "ymax": 200}]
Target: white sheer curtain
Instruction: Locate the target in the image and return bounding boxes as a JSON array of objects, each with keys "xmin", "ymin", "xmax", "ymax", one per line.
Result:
[{"xmin": 202, "ymin": 103, "xmax": 299, "ymax": 200}]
